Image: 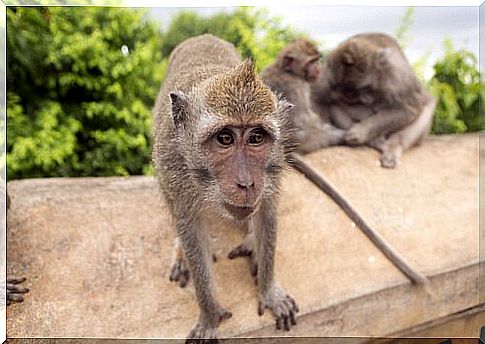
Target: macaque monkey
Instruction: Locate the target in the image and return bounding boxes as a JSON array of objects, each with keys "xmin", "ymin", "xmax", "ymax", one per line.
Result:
[
  {"xmin": 312, "ymin": 33, "xmax": 436, "ymax": 168},
  {"xmin": 152, "ymin": 34, "xmax": 299, "ymax": 342},
  {"xmin": 261, "ymin": 38, "xmax": 345, "ymax": 154}
]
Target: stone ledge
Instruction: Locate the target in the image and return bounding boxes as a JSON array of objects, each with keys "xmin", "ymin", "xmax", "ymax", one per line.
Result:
[{"xmin": 6, "ymin": 134, "xmax": 481, "ymax": 338}]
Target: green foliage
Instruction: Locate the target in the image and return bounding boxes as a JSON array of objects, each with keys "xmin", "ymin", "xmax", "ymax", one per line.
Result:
[
  {"xmin": 394, "ymin": 7, "xmax": 415, "ymax": 49},
  {"xmin": 7, "ymin": 7, "xmax": 299, "ymax": 179},
  {"xmin": 161, "ymin": 7, "xmax": 300, "ymax": 71},
  {"xmin": 429, "ymin": 39, "xmax": 480, "ymax": 134},
  {"xmin": 7, "ymin": 7, "xmax": 163, "ymax": 179}
]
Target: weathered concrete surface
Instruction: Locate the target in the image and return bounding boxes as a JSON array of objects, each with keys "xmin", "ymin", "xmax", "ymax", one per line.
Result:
[{"xmin": 6, "ymin": 134, "xmax": 481, "ymax": 339}]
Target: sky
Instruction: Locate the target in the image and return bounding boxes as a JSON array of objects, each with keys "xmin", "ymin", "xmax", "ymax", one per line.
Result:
[{"xmin": 147, "ymin": 6, "xmax": 479, "ymax": 77}]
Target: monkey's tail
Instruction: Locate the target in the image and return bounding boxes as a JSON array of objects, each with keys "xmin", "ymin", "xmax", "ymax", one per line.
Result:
[{"xmin": 290, "ymin": 154, "xmax": 428, "ymax": 286}]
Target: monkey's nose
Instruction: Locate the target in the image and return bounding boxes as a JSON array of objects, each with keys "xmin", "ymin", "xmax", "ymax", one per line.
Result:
[{"xmin": 237, "ymin": 181, "xmax": 255, "ymax": 190}]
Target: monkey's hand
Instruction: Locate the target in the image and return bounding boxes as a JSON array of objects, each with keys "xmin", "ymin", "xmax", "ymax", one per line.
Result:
[
  {"xmin": 344, "ymin": 123, "xmax": 371, "ymax": 145},
  {"xmin": 7, "ymin": 277, "xmax": 29, "ymax": 305},
  {"xmin": 258, "ymin": 284, "xmax": 299, "ymax": 331},
  {"xmin": 186, "ymin": 307, "xmax": 232, "ymax": 344}
]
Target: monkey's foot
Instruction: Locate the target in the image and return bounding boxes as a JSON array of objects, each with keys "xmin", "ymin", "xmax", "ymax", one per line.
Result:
[
  {"xmin": 228, "ymin": 240, "xmax": 258, "ymax": 278},
  {"xmin": 186, "ymin": 308, "xmax": 232, "ymax": 344},
  {"xmin": 258, "ymin": 285, "xmax": 299, "ymax": 331},
  {"xmin": 7, "ymin": 277, "xmax": 29, "ymax": 305},
  {"xmin": 169, "ymin": 258, "xmax": 190, "ymax": 288},
  {"xmin": 380, "ymin": 153, "xmax": 398, "ymax": 169}
]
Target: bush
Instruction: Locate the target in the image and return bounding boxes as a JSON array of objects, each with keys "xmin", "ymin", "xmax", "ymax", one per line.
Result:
[
  {"xmin": 429, "ymin": 39, "xmax": 481, "ymax": 134},
  {"xmin": 7, "ymin": 7, "xmax": 163, "ymax": 179}
]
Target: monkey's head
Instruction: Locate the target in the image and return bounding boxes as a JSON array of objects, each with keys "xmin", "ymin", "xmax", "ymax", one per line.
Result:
[
  {"xmin": 327, "ymin": 38, "xmax": 390, "ymax": 103},
  {"xmin": 279, "ymin": 38, "xmax": 322, "ymax": 83},
  {"xmin": 169, "ymin": 60, "xmax": 294, "ymax": 221}
]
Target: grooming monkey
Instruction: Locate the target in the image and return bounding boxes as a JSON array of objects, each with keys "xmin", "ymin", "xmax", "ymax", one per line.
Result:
[
  {"xmin": 152, "ymin": 34, "xmax": 299, "ymax": 342},
  {"xmin": 312, "ymin": 32, "xmax": 436, "ymax": 168},
  {"xmin": 251, "ymin": 38, "xmax": 426, "ymax": 285},
  {"xmin": 261, "ymin": 38, "xmax": 345, "ymax": 154}
]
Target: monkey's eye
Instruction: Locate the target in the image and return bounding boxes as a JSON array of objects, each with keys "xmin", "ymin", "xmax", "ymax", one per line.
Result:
[
  {"xmin": 248, "ymin": 129, "xmax": 266, "ymax": 145},
  {"xmin": 216, "ymin": 129, "xmax": 234, "ymax": 146}
]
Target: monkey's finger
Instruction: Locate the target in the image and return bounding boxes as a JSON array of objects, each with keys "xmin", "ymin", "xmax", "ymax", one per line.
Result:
[
  {"xmin": 250, "ymin": 262, "xmax": 258, "ymax": 277},
  {"xmin": 258, "ymin": 301, "xmax": 265, "ymax": 316},
  {"xmin": 284, "ymin": 315, "xmax": 291, "ymax": 331},
  {"xmin": 227, "ymin": 245, "xmax": 252, "ymax": 259},
  {"xmin": 276, "ymin": 316, "xmax": 285, "ymax": 331},
  {"xmin": 7, "ymin": 277, "xmax": 26, "ymax": 284},
  {"xmin": 290, "ymin": 310, "xmax": 297, "ymax": 326},
  {"xmin": 219, "ymin": 309, "xmax": 232, "ymax": 320},
  {"xmin": 7, "ymin": 293, "xmax": 24, "ymax": 303},
  {"xmin": 290, "ymin": 298, "xmax": 299, "ymax": 313},
  {"xmin": 7, "ymin": 285, "xmax": 29, "ymax": 293},
  {"xmin": 179, "ymin": 274, "xmax": 189, "ymax": 288}
]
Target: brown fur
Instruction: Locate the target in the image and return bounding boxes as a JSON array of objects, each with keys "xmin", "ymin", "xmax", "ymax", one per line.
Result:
[
  {"xmin": 152, "ymin": 34, "xmax": 298, "ymax": 342},
  {"xmin": 312, "ymin": 32, "xmax": 436, "ymax": 168}
]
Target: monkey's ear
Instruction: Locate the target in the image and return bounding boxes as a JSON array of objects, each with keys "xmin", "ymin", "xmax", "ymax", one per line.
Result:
[
  {"xmin": 282, "ymin": 53, "xmax": 295, "ymax": 71},
  {"xmin": 169, "ymin": 91, "xmax": 189, "ymax": 128}
]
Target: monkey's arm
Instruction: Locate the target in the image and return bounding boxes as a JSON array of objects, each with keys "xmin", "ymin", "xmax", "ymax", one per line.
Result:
[
  {"xmin": 253, "ymin": 200, "xmax": 299, "ymax": 331},
  {"xmin": 290, "ymin": 154, "xmax": 427, "ymax": 285},
  {"xmin": 329, "ymin": 105, "xmax": 354, "ymax": 130},
  {"xmin": 175, "ymin": 217, "xmax": 231, "ymax": 341},
  {"xmin": 345, "ymin": 109, "xmax": 416, "ymax": 145}
]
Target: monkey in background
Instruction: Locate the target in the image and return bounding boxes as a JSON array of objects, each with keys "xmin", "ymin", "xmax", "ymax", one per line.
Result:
[
  {"xmin": 261, "ymin": 38, "xmax": 345, "ymax": 154},
  {"xmin": 152, "ymin": 34, "xmax": 299, "ymax": 342},
  {"xmin": 312, "ymin": 32, "xmax": 436, "ymax": 168}
]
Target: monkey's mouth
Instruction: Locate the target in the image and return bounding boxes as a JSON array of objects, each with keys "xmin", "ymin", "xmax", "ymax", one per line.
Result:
[{"xmin": 224, "ymin": 203, "xmax": 255, "ymax": 219}]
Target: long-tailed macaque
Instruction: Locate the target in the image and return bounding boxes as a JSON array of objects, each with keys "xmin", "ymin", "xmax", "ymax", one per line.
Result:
[{"xmin": 152, "ymin": 34, "xmax": 299, "ymax": 342}]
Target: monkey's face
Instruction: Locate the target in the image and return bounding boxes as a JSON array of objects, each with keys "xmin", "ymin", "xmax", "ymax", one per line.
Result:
[{"xmin": 201, "ymin": 125, "xmax": 275, "ymax": 220}]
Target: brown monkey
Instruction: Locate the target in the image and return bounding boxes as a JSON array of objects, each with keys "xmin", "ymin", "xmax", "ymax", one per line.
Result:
[
  {"xmin": 261, "ymin": 38, "xmax": 345, "ymax": 154},
  {"xmin": 312, "ymin": 32, "xmax": 436, "ymax": 168},
  {"xmin": 4, "ymin": 190, "xmax": 29, "ymax": 305},
  {"xmin": 152, "ymin": 34, "xmax": 299, "ymax": 342},
  {"xmin": 240, "ymin": 39, "xmax": 426, "ymax": 286}
]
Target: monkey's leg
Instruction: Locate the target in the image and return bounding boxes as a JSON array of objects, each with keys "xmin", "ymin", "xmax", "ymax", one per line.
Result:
[
  {"xmin": 177, "ymin": 218, "xmax": 232, "ymax": 343},
  {"xmin": 379, "ymin": 96, "xmax": 436, "ymax": 169},
  {"xmin": 169, "ymin": 238, "xmax": 190, "ymax": 288},
  {"xmin": 228, "ymin": 226, "xmax": 258, "ymax": 277},
  {"xmin": 7, "ymin": 277, "xmax": 29, "ymax": 305},
  {"xmin": 252, "ymin": 201, "xmax": 299, "ymax": 331}
]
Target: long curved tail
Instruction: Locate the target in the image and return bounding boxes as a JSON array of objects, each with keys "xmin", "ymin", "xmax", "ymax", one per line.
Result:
[{"xmin": 290, "ymin": 154, "xmax": 427, "ymax": 285}]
